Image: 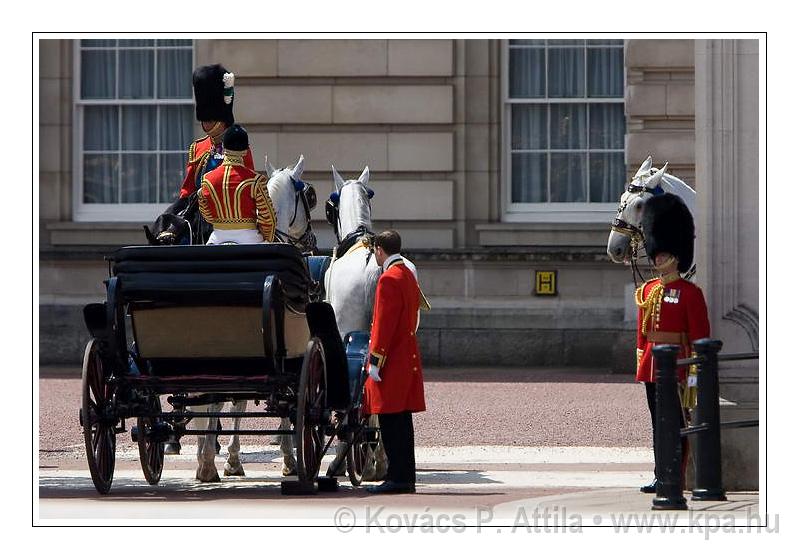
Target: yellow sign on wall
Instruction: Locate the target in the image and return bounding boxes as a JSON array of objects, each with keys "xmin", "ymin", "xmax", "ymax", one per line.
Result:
[{"xmin": 535, "ymin": 270, "xmax": 558, "ymax": 296}]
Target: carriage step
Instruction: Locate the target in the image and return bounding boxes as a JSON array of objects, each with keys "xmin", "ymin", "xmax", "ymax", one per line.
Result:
[
  {"xmin": 280, "ymin": 480, "xmax": 318, "ymax": 495},
  {"xmin": 316, "ymin": 477, "xmax": 340, "ymax": 492}
]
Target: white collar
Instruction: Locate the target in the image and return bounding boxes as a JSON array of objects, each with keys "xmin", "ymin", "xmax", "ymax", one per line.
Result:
[{"xmin": 382, "ymin": 253, "xmax": 403, "ymax": 272}]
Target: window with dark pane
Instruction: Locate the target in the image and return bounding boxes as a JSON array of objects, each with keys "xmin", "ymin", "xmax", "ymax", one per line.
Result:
[{"xmin": 79, "ymin": 39, "xmax": 193, "ymax": 206}]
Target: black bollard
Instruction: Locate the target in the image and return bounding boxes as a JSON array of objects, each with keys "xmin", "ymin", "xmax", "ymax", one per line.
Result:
[
  {"xmin": 652, "ymin": 344, "xmax": 688, "ymax": 511},
  {"xmin": 691, "ymin": 338, "xmax": 727, "ymax": 501}
]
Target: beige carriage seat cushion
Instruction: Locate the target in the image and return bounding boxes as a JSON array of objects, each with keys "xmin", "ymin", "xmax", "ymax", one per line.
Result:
[{"xmin": 132, "ymin": 306, "xmax": 310, "ymax": 359}]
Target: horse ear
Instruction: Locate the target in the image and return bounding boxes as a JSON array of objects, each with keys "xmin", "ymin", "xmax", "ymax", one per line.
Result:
[
  {"xmin": 634, "ymin": 156, "xmax": 653, "ymax": 179},
  {"xmin": 291, "ymin": 154, "xmax": 305, "ymax": 181},
  {"xmin": 331, "ymin": 164, "xmax": 346, "ymax": 192},
  {"xmin": 645, "ymin": 162, "xmax": 668, "ymax": 190},
  {"xmin": 358, "ymin": 165, "xmax": 370, "ymax": 187},
  {"xmin": 265, "ymin": 154, "xmax": 277, "ymax": 178}
]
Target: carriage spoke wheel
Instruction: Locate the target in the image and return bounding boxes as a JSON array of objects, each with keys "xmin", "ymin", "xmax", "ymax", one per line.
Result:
[
  {"xmin": 296, "ymin": 337, "xmax": 328, "ymax": 485},
  {"xmin": 345, "ymin": 404, "xmax": 370, "ymax": 487},
  {"xmin": 137, "ymin": 397, "xmax": 165, "ymax": 485},
  {"xmin": 80, "ymin": 339, "xmax": 117, "ymax": 495}
]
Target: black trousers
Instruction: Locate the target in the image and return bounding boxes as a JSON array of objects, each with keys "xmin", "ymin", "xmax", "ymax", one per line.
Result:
[
  {"xmin": 644, "ymin": 382, "xmax": 689, "ymax": 481},
  {"xmin": 378, "ymin": 411, "xmax": 416, "ymax": 484}
]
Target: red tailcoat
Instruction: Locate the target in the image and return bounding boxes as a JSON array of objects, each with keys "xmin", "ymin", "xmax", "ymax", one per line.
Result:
[
  {"xmin": 635, "ymin": 274, "xmax": 710, "ymax": 383},
  {"xmin": 197, "ymin": 152, "xmax": 276, "ymax": 242},
  {"xmin": 364, "ymin": 261, "xmax": 426, "ymax": 415},
  {"xmin": 179, "ymin": 135, "xmax": 255, "ymax": 198}
]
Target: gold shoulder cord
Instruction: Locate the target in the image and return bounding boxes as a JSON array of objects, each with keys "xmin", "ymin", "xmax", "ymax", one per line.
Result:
[{"xmin": 635, "ymin": 281, "xmax": 664, "ymax": 336}]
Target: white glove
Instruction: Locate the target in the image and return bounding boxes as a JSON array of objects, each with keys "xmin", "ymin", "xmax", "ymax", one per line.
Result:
[{"xmin": 368, "ymin": 364, "xmax": 382, "ymax": 382}]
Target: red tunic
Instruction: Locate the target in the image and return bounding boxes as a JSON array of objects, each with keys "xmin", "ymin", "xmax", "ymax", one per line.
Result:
[
  {"xmin": 364, "ymin": 261, "xmax": 426, "ymax": 415},
  {"xmin": 179, "ymin": 135, "xmax": 255, "ymax": 199},
  {"xmin": 635, "ymin": 275, "xmax": 710, "ymax": 383},
  {"xmin": 197, "ymin": 151, "xmax": 276, "ymax": 242}
]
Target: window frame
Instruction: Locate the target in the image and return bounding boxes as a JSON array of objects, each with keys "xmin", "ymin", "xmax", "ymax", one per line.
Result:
[
  {"xmin": 71, "ymin": 39, "xmax": 196, "ymax": 222},
  {"xmin": 501, "ymin": 39, "xmax": 626, "ymax": 223}
]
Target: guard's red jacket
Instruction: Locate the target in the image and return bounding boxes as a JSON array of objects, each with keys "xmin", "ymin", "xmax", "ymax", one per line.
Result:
[
  {"xmin": 635, "ymin": 274, "xmax": 710, "ymax": 383},
  {"xmin": 179, "ymin": 135, "xmax": 254, "ymax": 198},
  {"xmin": 364, "ymin": 261, "xmax": 426, "ymax": 415}
]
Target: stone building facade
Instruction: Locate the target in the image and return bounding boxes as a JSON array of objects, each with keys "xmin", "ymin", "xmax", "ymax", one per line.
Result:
[
  {"xmin": 39, "ymin": 40, "xmax": 758, "ymax": 366},
  {"xmin": 38, "ymin": 36, "xmax": 760, "ymax": 488}
]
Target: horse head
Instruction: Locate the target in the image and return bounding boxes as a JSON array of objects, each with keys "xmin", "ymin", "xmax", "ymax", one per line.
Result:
[
  {"xmin": 265, "ymin": 154, "xmax": 317, "ymax": 253},
  {"xmin": 607, "ymin": 156, "xmax": 670, "ymax": 264},
  {"xmin": 328, "ymin": 164, "xmax": 374, "ymax": 242}
]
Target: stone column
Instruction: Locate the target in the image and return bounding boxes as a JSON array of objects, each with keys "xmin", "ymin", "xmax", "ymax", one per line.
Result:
[{"xmin": 694, "ymin": 39, "xmax": 760, "ymax": 490}]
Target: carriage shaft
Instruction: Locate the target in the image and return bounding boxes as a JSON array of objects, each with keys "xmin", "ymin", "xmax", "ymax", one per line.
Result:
[
  {"xmin": 182, "ymin": 429, "xmax": 295, "ymax": 436},
  {"xmin": 159, "ymin": 411, "xmax": 286, "ymax": 419}
]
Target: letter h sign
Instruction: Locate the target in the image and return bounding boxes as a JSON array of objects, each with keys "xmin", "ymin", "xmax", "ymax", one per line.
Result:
[{"xmin": 535, "ymin": 271, "xmax": 557, "ymax": 296}]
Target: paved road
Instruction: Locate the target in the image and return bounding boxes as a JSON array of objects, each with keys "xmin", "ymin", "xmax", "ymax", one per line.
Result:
[{"xmin": 39, "ymin": 367, "xmax": 753, "ymax": 523}]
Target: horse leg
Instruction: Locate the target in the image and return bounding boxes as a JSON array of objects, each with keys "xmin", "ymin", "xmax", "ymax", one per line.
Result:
[
  {"xmin": 195, "ymin": 401, "xmax": 221, "ymax": 483},
  {"xmin": 279, "ymin": 416, "xmax": 297, "ymax": 476},
  {"xmin": 224, "ymin": 400, "xmax": 246, "ymax": 477}
]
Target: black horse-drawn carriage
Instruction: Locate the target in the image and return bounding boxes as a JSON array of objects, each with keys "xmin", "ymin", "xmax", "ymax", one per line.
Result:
[{"xmin": 79, "ymin": 242, "xmax": 374, "ymax": 495}]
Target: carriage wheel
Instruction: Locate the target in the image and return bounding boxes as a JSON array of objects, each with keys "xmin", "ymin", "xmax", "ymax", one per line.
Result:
[
  {"xmin": 295, "ymin": 337, "xmax": 328, "ymax": 485},
  {"xmin": 80, "ymin": 339, "xmax": 117, "ymax": 495},
  {"xmin": 137, "ymin": 397, "xmax": 165, "ymax": 485},
  {"xmin": 345, "ymin": 404, "xmax": 370, "ymax": 487}
]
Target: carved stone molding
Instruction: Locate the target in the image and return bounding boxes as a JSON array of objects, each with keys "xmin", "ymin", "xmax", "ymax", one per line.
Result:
[{"xmin": 695, "ymin": 39, "xmax": 759, "ymax": 353}]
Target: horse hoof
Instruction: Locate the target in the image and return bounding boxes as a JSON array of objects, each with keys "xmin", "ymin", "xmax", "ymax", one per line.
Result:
[
  {"xmin": 282, "ymin": 464, "xmax": 297, "ymax": 477},
  {"xmin": 196, "ymin": 467, "xmax": 221, "ymax": 483},
  {"xmin": 224, "ymin": 463, "xmax": 245, "ymax": 477}
]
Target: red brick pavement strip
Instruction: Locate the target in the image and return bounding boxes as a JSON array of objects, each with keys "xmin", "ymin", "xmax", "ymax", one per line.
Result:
[{"xmin": 38, "ymin": 367, "xmax": 651, "ymax": 457}]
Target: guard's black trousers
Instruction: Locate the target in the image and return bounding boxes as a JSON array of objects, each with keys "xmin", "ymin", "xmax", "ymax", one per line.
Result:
[
  {"xmin": 644, "ymin": 382, "xmax": 689, "ymax": 483},
  {"xmin": 378, "ymin": 412, "xmax": 416, "ymax": 484}
]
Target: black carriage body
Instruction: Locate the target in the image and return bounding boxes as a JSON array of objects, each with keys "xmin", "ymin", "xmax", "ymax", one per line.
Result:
[
  {"xmin": 79, "ymin": 243, "xmax": 352, "ymax": 494},
  {"xmin": 111, "ymin": 243, "xmax": 310, "ymax": 385}
]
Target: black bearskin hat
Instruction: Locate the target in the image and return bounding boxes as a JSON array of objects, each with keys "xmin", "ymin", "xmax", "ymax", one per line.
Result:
[
  {"xmin": 192, "ymin": 64, "xmax": 234, "ymax": 125},
  {"xmin": 642, "ymin": 193, "xmax": 695, "ymax": 273},
  {"xmin": 223, "ymin": 125, "xmax": 249, "ymax": 151}
]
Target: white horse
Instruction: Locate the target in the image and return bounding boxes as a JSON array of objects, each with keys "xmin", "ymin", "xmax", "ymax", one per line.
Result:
[
  {"xmin": 606, "ymin": 156, "xmax": 696, "ymax": 270},
  {"xmin": 194, "ymin": 155, "xmax": 313, "ymax": 483},
  {"xmin": 322, "ymin": 164, "xmax": 422, "ymax": 479}
]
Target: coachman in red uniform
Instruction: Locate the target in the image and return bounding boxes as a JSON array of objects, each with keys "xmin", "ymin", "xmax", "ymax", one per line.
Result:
[
  {"xmin": 146, "ymin": 64, "xmax": 255, "ymax": 245},
  {"xmin": 364, "ymin": 230, "xmax": 426, "ymax": 494},
  {"xmin": 636, "ymin": 193, "xmax": 710, "ymax": 493}
]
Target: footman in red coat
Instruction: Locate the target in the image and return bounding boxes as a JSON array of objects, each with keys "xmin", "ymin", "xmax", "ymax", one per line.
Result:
[{"xmin": 364, "ymin": 230, "xmax": 426, "ymax": 495}]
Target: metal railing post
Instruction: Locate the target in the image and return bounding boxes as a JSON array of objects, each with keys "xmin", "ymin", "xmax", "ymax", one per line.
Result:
[
  {"xmin": 691, "ymin": 338, "xmax": 727, "ymax": 501},
  {"xmin": 652, "ymin": 344, "xmax": 687, "ymax": 511}
]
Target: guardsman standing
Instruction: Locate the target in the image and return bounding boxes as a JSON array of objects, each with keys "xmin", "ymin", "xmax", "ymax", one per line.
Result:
[
  {"xmin": 364, "ymin": 230, "xmax": 426, "ymax": 494},
  {"xmin": 148, "ymin": 64, "xmax": 255, "ymax": 244},
  {"xmin": 198, "ymin": 125, "xmax": 276, "ymax": 244},
  {"xmin": 635, "ymin": 193, "xmax": 710, "ymax": 493}
]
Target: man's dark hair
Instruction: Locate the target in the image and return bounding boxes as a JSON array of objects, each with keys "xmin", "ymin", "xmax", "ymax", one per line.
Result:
[{"xmin": 374, "ymin": 230, "xmax": 402, "ymax": 255}]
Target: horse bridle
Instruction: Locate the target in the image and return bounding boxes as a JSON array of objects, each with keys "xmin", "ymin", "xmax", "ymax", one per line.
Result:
[
  {"xmin": 273, "ymin": 177, "xmax": 318, "ymax": 253},
  {"xmin": 611, "ymin": 182, "xmax": 665, "ymax": 244},
  {"xmin": 325, "ymin": 182, "xmax": 374, "ymax": 246},
  {"xmin": 611, "ymin": 182, "xmax": 665, "ymax": 286}
]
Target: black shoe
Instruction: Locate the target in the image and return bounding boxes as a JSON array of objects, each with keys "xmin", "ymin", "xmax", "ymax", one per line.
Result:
[
  {"xmin": 640, "ymin": 479, "xmax": 658, "ymax": 494},
  {"xmin": 365, "ymin": 481, "xmax": 416, "ymax": 495}
]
